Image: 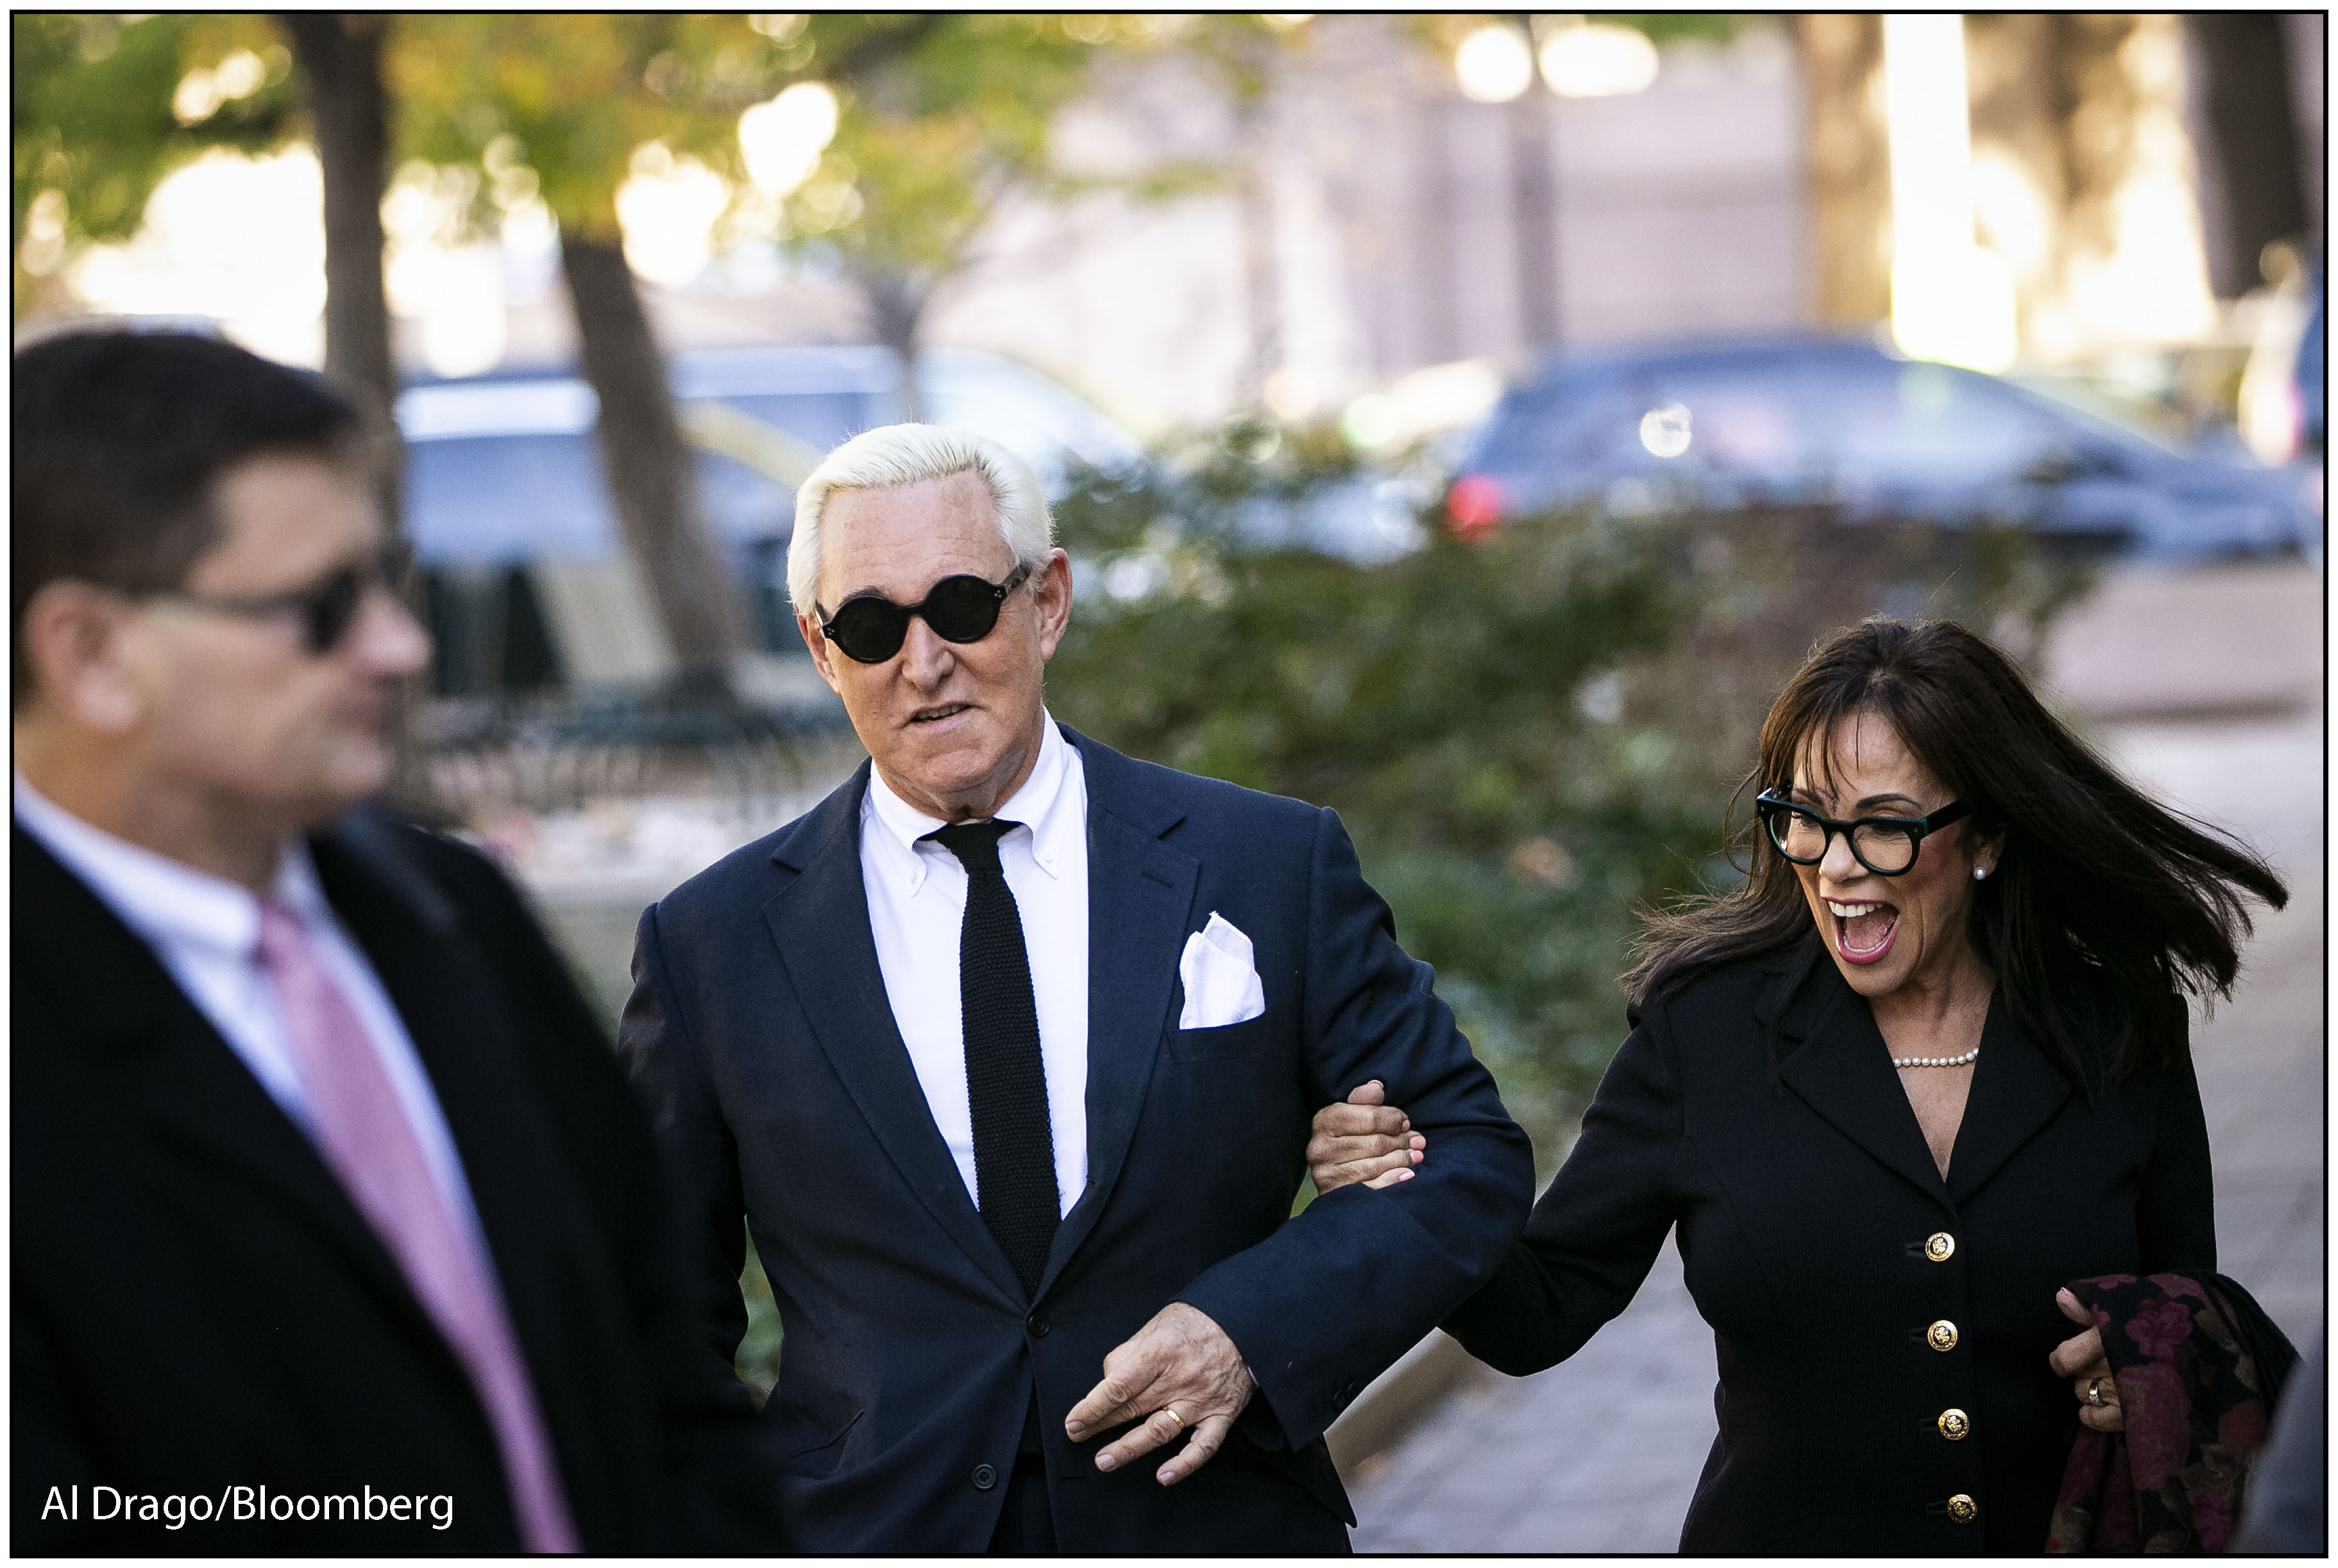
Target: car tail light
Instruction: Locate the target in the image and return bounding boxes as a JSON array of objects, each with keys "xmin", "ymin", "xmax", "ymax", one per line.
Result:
[{"xmin": 1446, "ymin": 473, "xmax": 1505, "ymax": 540}]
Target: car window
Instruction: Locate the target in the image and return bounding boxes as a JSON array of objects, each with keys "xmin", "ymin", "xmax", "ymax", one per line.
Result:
[
  {"xmin": 1595, "ymin": 357, "xmax": 2065, "ymax": 481},
  {"xmin": 712, "ymin": 391, "xmax": 880, "ymax": 460},
  {"xmin": 695, "ymin": 448, "xmax": 796, "ymax": 543},
  {"xmin": 1619, "ymin": 358, "xmax": 2056, "ymax": 481},
  {"xmin": 405, "ymin": 432, "xmax": 618, "ymax": 562},
  {"xmin": 1838, "ymin": 361, "xmax": 2062, "ymax": 478}
]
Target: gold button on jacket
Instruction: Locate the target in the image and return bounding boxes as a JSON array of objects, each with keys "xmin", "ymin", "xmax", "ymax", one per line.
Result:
[
  {"xmin": 1937, "ymin": 1408, "xmax": 1969, "ymax": 1440},
  {"xmin": 1924, "ymin": 1231, "xmax": 1955, "ymax": 1263},
  {"xmin": 1927, "ymin": 1319, "xmax": 1959, "ymax": 1353},
  {"xmin": 1947, "ymin": 1494, "xmax": 1978, "ymax": 1524}
]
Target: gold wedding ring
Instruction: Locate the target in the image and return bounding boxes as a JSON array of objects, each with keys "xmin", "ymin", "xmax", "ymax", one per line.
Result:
[
  {"xmin": 2087, "ymin": 1378, "xmax": 2106, "ymax": 1407},
  {"xmin": 1159, "ymin": 1405, "xmax": 1185, "ymax": 1431}
]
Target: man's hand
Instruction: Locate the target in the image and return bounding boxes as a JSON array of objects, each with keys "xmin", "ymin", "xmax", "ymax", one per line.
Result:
[
  {"xmin": 1306, "ymin": 1080, "xmax": 1425, "ymax": 1195},
  {"xmin": 1065, "ymin": 1302, "xmax": 1253, "ymax": 1485},
  {"xmin": 2049, "ymin": 1288, "xmax": 2123, "ymax": 1433}
]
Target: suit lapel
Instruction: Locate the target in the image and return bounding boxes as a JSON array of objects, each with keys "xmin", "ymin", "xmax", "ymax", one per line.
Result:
[
  {"xmin": 1944, "ymin": 991, "xmax": 2072, "ymax": 1205},
  {"xmin": 15, "ymin": 827, "xmax": 421, "ymax": 1320},
  {"xmin": 764, "ymin": 766, "xmax": 1024, "ymax": 1305},
  {"xmin": 1777, "ymin": 960, "xmax": 1951, "ymax": 1202},
  {"xmin": 1041, "ymin": 731, "xmax": 1198, "ymax": 1297}
]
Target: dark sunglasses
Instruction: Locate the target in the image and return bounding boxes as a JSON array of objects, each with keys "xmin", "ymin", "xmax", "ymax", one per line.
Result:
[
  {"xmin": 1754, "ymin": 789, "xmax": 1971, "ymax": 877},
  {"xmin": 153, "ymin": 540, "xmax": 414, "ymax": 657},
  {"xmin": 816, "ymin": 564, "xmax": 1031, "ymax": 664}
]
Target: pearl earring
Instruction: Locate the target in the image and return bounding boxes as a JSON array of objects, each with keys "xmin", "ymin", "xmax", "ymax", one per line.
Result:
[{"xmin": 1973, "ymin": 866, "xmax": 1989, "ymax": 881}]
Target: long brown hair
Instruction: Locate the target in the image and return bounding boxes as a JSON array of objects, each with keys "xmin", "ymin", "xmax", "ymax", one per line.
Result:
[{"xmin": 1624, "ymin": 618, "xmax": 2287, "ymax": 1092}]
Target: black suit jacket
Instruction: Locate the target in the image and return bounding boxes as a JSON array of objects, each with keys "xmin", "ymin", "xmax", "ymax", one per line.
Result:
[
  {"xmin": 1444, "ymin": 941, "xmax": 2217, "ymax": 1554},
  {"xmin": 12, "ymin": 816, "xmax": 772, "ymax": 1555},
  {"xmin": 620, "ymin": 725, "xmax": 1535, "ymax": 1553}
]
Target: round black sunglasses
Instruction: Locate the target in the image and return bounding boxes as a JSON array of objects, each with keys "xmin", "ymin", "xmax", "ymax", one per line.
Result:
[
  {"xmin": 1753, "ymin": 788, "xmax": 1971, "ymax": 877},
  {"xmin": 817, "ymin": 564, "xmax": 1031, "ymax": 664}
]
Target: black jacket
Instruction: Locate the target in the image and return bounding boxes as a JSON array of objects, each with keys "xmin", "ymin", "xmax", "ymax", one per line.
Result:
[
  {"xmin": 620, "ymin": 727, "xmax": 1535, "ymax": 1553},
  {"xmin": 12, "ymin": 816, "xmax": 774, "ymax": 1554},
  {"xmin": 1444, "ymin": 943, "xmax": 2215, "ymax": 1554}
]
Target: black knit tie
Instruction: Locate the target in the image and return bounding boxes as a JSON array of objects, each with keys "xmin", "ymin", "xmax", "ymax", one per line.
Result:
[{"xmin": 929, "ymin": 818, "xmax": 1058, "ymax": 1300}]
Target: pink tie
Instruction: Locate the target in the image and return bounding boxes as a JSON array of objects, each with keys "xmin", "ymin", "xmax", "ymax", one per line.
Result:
[{"xmin": 255, "ymin": 901, "xmax": 580, "ymax": 1553}]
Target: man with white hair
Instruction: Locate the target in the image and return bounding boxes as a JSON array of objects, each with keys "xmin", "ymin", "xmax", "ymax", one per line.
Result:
[{"xmin": 620, "ymin": 423, "xmax": 1533, "ymax": 1552}]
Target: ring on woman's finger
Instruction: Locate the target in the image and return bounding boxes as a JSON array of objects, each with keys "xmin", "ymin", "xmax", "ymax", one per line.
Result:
[
  {"xmin": 2086, "ymin": 1378, "xmax": 2106, "ymax": 1408},
  {"xmin": 1158, "ymin": 1405, "xmax": 1184, "ymax": 1432}
]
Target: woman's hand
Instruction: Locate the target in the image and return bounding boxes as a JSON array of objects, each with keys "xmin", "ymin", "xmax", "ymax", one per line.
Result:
[
  {"xmin": 2049, "ymin": 1288, "xmax": 2124, "ymax": 1433},
  {"xmin": 1306, "ymin": 1081, "xmax": 1424, "ymax": 1194}
]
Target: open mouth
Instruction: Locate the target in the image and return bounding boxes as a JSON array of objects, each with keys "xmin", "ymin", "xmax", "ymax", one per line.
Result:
[
  {"xmin": 908, "ymin": 702, "xmax": 971, "ymax": 727},
  {"xmin": 1826, "ymin": 898, "xmax": 1899, "ymax": 965}
]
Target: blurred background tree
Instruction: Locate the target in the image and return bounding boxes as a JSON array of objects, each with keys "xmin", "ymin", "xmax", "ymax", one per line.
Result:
[
  {"xmin": 391, "ymin": 13, "xmax": 789, "ymax": 695},
  {"xmin": 15, "ymin": 13, "xmax": 1135, "ymax": 696},
  {"xmin": 763, "ymin": 15, "xmax": 1101, "ymax": 419},
  {"xmin": 380, "ymin": 13, "xmax": 1151, "ymax": 689},
  {"xmin": 15, "ymin": 14, "xmax": 399, "ymax": 519},
  {"xmin": 279, "ymin": 16, "xmax": 398, "ymax": 519},
  {"xmin": 12, "ymin": 15, "xmax": 295, "ymax": 320}
]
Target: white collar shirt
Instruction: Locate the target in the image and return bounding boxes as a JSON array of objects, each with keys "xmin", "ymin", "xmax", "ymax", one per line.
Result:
[
  {"xmin": 860, "ymin": 715, "xmax": 1090, "ymax": 1219},
  {"xmin": 13, "ymin": 773, "xmax": 491, "ymax": 1252}
]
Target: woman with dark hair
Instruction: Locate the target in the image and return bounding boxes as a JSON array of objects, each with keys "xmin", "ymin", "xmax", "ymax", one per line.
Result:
[{"xmin": 1310, "ymin": 617, "xmax": 2287, "ymax": 1553}]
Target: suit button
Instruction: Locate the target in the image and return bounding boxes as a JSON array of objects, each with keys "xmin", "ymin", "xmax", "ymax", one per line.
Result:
[
  {"xmin": 1937, "ymin": 1408, "xmax": 1970, "ymax": 1441},
  {"xmin": 1027, "ymin": 1313, "xmax": 1051, "ymax": 1338},
  {"xmin": 1947, "ymin": 1493, "xmax": 1978, "ymax": 1524},
  {"xmin": 1927, "ymin": 1319, "xmax": 1960, "ymax": 1353},
  {"xmin": 1925, "ymin": 1231, "xmax": 1956, "ymax": 1263},
  {"xmin": 972, "ymin": 1464, "xmax": 998, "ymax": 1490}
]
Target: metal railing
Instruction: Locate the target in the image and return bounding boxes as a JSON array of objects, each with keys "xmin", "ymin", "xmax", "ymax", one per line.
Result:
[{"xmin": 415, "ymin": 688, "xmax": 854, "ymax": 827}]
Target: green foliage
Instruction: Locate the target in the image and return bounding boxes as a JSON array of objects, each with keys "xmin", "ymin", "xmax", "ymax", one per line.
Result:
[
  {"xmin": 795, "ymin": 15, "xmax": 1097, "ymax": 285},
  {"xmin": 12, "ymin": 13, "xmax": 294, "ymax": 315},
  {"xmin": 391, "ymin": 14, "xmax": 785, "ymax": 237},
  {"xmin": 1047, "ymin": 432, "xmax": 1688, "ymax": 1142},
  {"xmin": 1588, "ymin": 15, "xmax": 1750, "ymax": 47},
  {"xmin": 386, "ymin": 13, "xmax": 1114, "ymax": 274},
  {"xmin": 1045, "ymin": 428, "xmax": 2088, "ymax": 1152}
]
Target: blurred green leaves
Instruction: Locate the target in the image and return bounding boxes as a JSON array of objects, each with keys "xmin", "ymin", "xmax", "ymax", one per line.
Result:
[
  {"xmin": 1046, "ymin": 429, "xmax": 2087, "ymax": 1150},
  {"xmin": 12, "ymin": 15, "xmax": 294, "ymax": 314}
]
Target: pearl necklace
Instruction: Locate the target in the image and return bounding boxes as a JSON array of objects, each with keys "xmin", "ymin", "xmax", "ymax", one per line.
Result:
[{"xmin": 1893, "ymin": 1047, "xmax": 1980, "ymax": 1069}]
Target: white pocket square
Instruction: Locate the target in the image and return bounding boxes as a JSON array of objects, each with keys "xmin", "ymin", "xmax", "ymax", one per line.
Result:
[{"xmin": 1178, "ymin": 913, "xmax": 1267, "ymax": 1030}]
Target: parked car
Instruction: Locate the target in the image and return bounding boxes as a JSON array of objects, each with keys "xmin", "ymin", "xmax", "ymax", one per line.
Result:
[
  {"xmin": 1445, "ymin": 334, "xmax": 2320, "ymax": 561},
  {"xmin": 395, "ymin": 345, "xmax": 1140, "ymax": 695}
]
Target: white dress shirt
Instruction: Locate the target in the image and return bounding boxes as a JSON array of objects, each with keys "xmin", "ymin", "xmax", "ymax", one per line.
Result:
[
  {"xmin": 861, "ymin": 716, "xmax": 1090, "ymax": 1218},
  {"xmin": 13, "ymin": 773, "xmax": 491, "ymax": 1249}
]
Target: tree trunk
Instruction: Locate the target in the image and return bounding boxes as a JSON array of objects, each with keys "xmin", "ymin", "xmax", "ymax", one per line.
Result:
[
  {"xmin": 861, "ymin": 271, "xmax": 928, "ymax": 423},
  {"xmin": 278, "ymin": 13, "xmax": 400, "ymax": 529},
  {"xmin": 1797, "ymin": 14, "xmax": 1892, "ymax": 326},
  {"xmin": 2183, "ymin": 13, "xmax": 2307, "ymax": 299},
  {"xmin": 281, "ymin": 13, "xmax": 436, "ymax": 813},
  {"xmin": 559, "ymin": 232, "xmax": 741, "ymax": 698}
]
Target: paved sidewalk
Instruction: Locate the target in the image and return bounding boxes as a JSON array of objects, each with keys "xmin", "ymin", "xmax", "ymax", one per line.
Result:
[{"xmin": 1350, "ymin": 566, "xmax": 2324, "ymax": 1552}]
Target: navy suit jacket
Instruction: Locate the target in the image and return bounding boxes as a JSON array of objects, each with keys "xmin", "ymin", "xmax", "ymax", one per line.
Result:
[{"xmin": 620, "ymin": 725, "xmax": 1534, "ymax": 1553}]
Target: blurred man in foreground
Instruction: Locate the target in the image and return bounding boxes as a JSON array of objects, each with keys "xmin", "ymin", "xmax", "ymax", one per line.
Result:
[
  {"xmin": 12, "ymin": 330, "xmax": 769, "ymax": 1553},
  {"xmin": 620, "ymin": 423, "xmax": 1534, "ymax": 1551}
]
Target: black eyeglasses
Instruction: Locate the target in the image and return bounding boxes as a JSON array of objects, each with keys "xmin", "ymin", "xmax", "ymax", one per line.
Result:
[
  {"xmin": 815, "ymin": 565, "xmax": 1031, "ymax": 664},
  {"xmin": 1754, "ymin": 789, "xmax": 1971, "ymax": 877},
  {"xmin": 152, "ymin": 540, "xmax": 413, "ymax": 657}
]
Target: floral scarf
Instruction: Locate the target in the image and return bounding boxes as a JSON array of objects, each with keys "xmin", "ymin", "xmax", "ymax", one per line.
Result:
[{"xmin": 2045, "ymin": 1272, "xmax": 2298, "ymax": 1554}]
